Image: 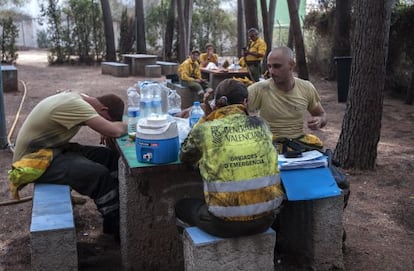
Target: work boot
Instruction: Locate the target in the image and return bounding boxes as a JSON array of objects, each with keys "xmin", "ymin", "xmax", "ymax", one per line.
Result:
[{"xmin": 103, "ymin": 212, "xmax": 120, "ymax": 243}]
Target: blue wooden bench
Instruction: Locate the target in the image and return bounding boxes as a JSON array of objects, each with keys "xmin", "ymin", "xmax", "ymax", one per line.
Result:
[{"xmin": 30, "ymin": 183, "xmax": 78, "ymax": 271}]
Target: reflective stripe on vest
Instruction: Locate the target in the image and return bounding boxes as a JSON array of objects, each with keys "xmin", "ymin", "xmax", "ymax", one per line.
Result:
[
  {"xmin": 208, "ymin": 197, "xmax": 283, "ymax": 218},
  {"xmin": 204, "ymin": 174, "xmax": 280, "ymax": 193},
  {"xmin": 203, "ymin": 174, "xmax": 283, "ymax": 218}
]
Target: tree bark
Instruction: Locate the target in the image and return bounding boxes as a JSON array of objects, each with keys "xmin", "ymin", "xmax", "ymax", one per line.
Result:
[
  {"xmin": 260, "ymin": 0, "xmax": 276, "ymax": 68},
  {"xmin": 334, "ymin": 0, "xmax": 394, "ymax": 169},
  {"xmin": 244, "ymin": 0, "xmax": 258, "ymax": 30},
  {"xmin": 135, "ymin": 0, "xmax": 146, "ymax": 53},
  {"xmin": 176, "ymin": 0, "xmax": 193, "ymax": 62},
  {"xmin": 100, "ymin": 0, "xmax": 116, "ymax": 61},
  {"xmin": 328, "ymin": 0, "xmax": 352, "ymax": 80},
  {"xmin": 287, "ymin": 0, "xmax": 308, "ymax": 80},
  {"xmin": 405, "ymin": 70, "xmax": 414, "ymax": 105},
  {"xmin": 237, "ymin": 0, "xmax": 246, "ymax": 57},
  {"xmin": 164, "ymin": 0, "xmax": 176, "ymax": 61}
]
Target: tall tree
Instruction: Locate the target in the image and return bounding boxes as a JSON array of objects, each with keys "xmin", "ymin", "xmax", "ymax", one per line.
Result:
[
  {"xmin": 328, "ymin": 0, "xmax": 351, "ymax": 80},
  {"xmin": 135, "ymin": 0, "xmax": 146, "ymax": 53},
  {"xmin": 176, "ymin": 0, "xmax": 193, "ymax": 62},
  {"xmin": 237, "ymin": 0, "xmax": 246, "ymax": 57},
  {"xmin": 100, "ymin": 0, "xmax": 116, "ymax": 61},
  {"xmin": 164, "ymin": 0, "xmax": 176, "ymax": 60},
  {"xmin": 287, "ymin": 0, "xmax": 309, "ymax": 79},
  {"xmin": 334, "ymin": 0, "xmax": 394, "ymax": 169},
  {"xmin": 260, "ymin": 0, "xmax": 276, "ymax": 68},
  {"xmin": 244, "ymin": 0, "xmax": 258, "ymax": 30}
]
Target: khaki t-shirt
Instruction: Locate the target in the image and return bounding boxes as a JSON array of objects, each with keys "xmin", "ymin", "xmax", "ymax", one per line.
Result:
[
  {"xmin": 13, "ymin": 92, "xmax": 98, "ymax": 162},
  {"xmin": 248, "ymin": 78, "xmax": 320, "ymax": 138}
]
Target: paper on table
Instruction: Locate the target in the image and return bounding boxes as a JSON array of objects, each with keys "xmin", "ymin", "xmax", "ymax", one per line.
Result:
[
  {"xmin": 279, "ymin": 150, "xmax": 327, "ymax": 170},
  {"xmin": 278, "ymin": 150, "xmax": 323, "ymax": 162}
]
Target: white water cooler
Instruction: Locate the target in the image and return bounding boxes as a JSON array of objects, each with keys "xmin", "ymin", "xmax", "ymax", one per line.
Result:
[{"xmin": 135, "ymin": 115, "xmax": 179, "ymax": 164}]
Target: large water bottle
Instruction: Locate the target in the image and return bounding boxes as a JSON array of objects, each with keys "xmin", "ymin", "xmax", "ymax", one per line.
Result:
[
  {"xmin": 140, "ymin": 84, "xmax": 153, "ymax": 118},
  {"xmin": 189, "ymin": 101, "xmax": 204, "ymax": 128},
  {"xmin": 127, "ymin": 87, "xmax": 140, "ymax": 138},
  {"xmin": 151, "ymin": 85, "xmax": 163, "ymax": 115},
  {"xmin": 167, "ymin": 89, "xmax": 182, "ymax": 116}
]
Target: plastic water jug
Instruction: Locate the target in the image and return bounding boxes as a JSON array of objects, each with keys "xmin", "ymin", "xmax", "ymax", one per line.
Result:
[{"xmin": 135, "ymin": 115, "xmax": 179, "ymax": 164}]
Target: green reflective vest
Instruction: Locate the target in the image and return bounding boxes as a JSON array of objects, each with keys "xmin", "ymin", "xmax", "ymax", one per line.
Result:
[{"xmin": 181, "ymin": 105, "xmax": 284, "ymax": 221}]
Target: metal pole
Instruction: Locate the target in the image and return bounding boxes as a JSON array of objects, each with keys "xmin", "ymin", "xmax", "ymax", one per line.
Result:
[{"xmin": 0, "ymin": 62, "xmax": 9, "ymax": 149}]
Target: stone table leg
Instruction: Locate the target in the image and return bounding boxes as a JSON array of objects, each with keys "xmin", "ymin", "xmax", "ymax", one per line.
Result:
[{"xmin": 118, "ymin": 159, "xmax": 203, "ymax": 270}]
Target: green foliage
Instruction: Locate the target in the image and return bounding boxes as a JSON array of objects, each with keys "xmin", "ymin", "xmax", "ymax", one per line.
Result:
[
  {"xmin": 191, "ymin": 1, "xmax": 237, "ymax": 55},
  {"xmin": 38, "ymin": 0, "xmax": 105, "ymax": 64},
  {"xmin": 145, "ymin": 0, "xmax": 236, "ymax": 58},
  {"xmin": 391, "ymin": 3, "xmax": 414, "ymax": 62},
  {"xmin": 145, "ymin": 1, "xmax": 169, "ymax": 51},
  {"xmin": 0, "ymin": 16, "xmax": 18, "ymax": 63},
  {"xmin": 0, "ymin": 0, "xmax": 28, "ymax": 6},
  {"xmin": 303, "ymin": 8, "xmax": 335, "ymax": 37},
  {"xmin": 36, "ymin": 29, "xmax": 49, "ymax": 48},
  {"xmin": 39, "ymin": 0, "xmax": 66, "ymax": 63}
]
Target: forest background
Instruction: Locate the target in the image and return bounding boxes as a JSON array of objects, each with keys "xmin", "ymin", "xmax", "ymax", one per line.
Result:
[{"xmin": 1, "ymin": 0, "xmax": 414, "ymax": 270}]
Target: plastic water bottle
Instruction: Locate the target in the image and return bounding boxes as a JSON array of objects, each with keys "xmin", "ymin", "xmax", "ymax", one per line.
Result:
[
  {"xmin": 189, "ymin": 101, "xmax": 204, "ymax": 128},
  {"xmin": 167, "ymin": 89, "xmax": 182, "ymax": 116},
  {"xmin": 140, "ymin": 84, "xmax": 153, "ymax": 118},
  {"xmin": 160, "ymin": 83, "xmax": 171, "ymax": 114},
  {"xmin": 127, "ymin": 87, "xmax": 140, "ymax": 138},
  {"xmin": 151, "ymin": 85, "xmax": 163, "ymax": 115}
]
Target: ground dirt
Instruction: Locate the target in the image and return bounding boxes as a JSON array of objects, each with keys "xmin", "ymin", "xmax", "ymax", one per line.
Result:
[{"xmin": 0, "ymin": 50, "xmax": 413, "ymax": 271}]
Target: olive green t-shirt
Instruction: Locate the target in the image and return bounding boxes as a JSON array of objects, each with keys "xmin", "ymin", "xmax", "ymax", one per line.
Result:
[
  {"xmin": 13, "ymin": 92, "xmax": 98, "ymax": 162},
  {"xmin": 248, "ymin": 78, "xmax": 320, "ymax": 138}
]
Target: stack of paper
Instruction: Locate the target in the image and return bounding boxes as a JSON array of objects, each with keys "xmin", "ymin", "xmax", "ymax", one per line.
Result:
[{"xmin": 278, "ymin": 150, "xmax": 328, "ymax": 170}]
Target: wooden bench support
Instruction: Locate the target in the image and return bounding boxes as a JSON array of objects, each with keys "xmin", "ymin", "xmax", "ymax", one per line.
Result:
[
  {"xmin": 183, "ymin": 227, "xmax": 276, "ymax": 271},
  {"xmin": 1, "ymin": 65, "xmax": 18, "ymax": 92},
  {"xmin": 156, "ymin": 61, "xmax": 179, "ymax": 75},
  {"xmin": 101, "ymin": 62, "xmax": 129, "ymax": 77},
  {"xmin": 30, "ymin": 183, "xmax": 77, "ymax": 271},
  {"xmin": 144, "ymin": 64, "xmax": 162, "ymax": 78}
]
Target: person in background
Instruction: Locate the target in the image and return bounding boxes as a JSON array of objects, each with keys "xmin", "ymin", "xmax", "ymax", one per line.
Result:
[
  {"xmin": 175, "ymin": 79, "xmax": 284, "ymax": 238},
  {"xmin": 243, "ymin": 28, "xmax": 267, "ymax": 82},
  {"xmin": 178, "ymin": 49, "xmax": 209, "ymax": 97},
  {"xmin": 199, "ymin": 43, "xmax": 219, "ymax": 68},
  {"xmin": 9, "ymin": 91, "xmax": 126, "ymax": 241},
  {"xmin": 248, "ymin": 46, "xmax": 327, "ymax": 153}
]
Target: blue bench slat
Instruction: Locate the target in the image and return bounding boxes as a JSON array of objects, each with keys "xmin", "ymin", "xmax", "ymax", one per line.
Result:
[
  {"xmin": 186, "ymin": 226, "xmax": 275, "ymax": 246},
  {"xmin": 156, "ymin": 61, "xmax": 178, "ymax": 65},
  {"xmin": 30, "ymin": 184, "xmax": 74, "ymax": 232},
  {"xmin": 102, "ymin": 62, "xmax": 128, "ymax": 67}
]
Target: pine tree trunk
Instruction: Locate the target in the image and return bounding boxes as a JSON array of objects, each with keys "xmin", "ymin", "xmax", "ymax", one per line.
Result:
[
  {"xmin": 164, "ymin": 0, "xmax": 176, "ymax": 61},
  {"xmin": 100, "ymin": 0, "xmax": 116, "ymax": 61},
  {"xmin": 334, "ymin": 0, "xmax": 394, "ymax": 169},
  {"xmin": 405, "ymin": 70, "xmax": 414, "ymax": 105},
  {"xmin": 244, "ymin": 0, "xmax": 258, "ymax": 30},
  {"xmin": 237, "ymin": 0, "xmax": 246, "ymax": 57},
  {"xmin": 287, "ymin": 0, "xmax": 308, "ymax": 80},
  {"xmin": 135, "ymin": 0, "xmax": 146, "ymax": 53}
]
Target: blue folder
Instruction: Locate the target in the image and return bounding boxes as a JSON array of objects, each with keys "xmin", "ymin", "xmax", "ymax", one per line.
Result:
[{"xmin": 280, "ymin": 167, "xmax": 341, "ymax": 201}]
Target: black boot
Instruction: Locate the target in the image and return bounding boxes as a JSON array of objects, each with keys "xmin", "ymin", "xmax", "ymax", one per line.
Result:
[{"xmin": 103, "ymin": 212, "xmax": 120, "ymax": 243}]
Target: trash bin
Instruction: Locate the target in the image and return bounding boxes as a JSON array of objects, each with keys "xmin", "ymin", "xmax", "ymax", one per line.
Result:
[{"xmin": 334, "ymin": 56, "xmax": 352, "ymax": 103}]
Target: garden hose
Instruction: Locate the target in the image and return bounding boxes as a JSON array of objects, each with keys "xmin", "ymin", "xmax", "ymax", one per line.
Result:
[{"xmin": 0, "ymin": 79, "xmax": 33, "ymax": 206}]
